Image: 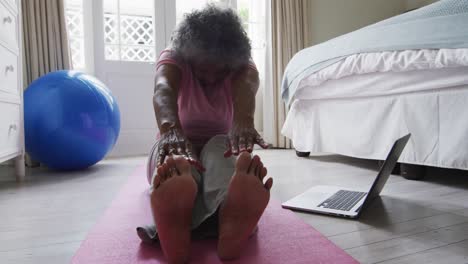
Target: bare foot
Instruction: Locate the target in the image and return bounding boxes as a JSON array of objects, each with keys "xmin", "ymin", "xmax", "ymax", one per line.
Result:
[
  {"xmin": 218, "ymin": 152, "xmax": 273, "ymax": 260},
  {"xmin": 150, "ymin": 156, "xmax": 197, "ymax": 264}
]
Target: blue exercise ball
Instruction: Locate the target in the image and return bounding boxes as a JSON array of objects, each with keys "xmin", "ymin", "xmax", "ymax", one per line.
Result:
[{"xmin": 24, "ymin": 70, "xmax": 120, "ymax": 170}]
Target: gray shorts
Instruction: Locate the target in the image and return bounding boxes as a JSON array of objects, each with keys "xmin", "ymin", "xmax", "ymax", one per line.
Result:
[{"xmin": 137, "ymin": 135, "xmax": 236, "ymax": 243}]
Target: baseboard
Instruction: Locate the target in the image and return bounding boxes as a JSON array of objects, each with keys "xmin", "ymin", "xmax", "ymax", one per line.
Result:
[{"xmin": 107, "ymin": 129, "xmax": 156, "ymax": 158}]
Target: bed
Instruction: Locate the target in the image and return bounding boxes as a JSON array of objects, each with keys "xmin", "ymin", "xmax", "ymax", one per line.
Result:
[{"xmin": 281, "ymin": 0, "xmax": 468, "ymax": 178}]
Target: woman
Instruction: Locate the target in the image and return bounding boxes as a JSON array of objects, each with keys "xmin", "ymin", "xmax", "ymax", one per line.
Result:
[{"xmin": 136, "ymin": 5, "xmax": 273, "ymax": 263}]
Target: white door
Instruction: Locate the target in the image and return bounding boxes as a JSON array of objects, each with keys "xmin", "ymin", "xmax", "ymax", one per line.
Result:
[{"xmin": 90, "ymin": 0, "xmax": 175, "ymax": 157}]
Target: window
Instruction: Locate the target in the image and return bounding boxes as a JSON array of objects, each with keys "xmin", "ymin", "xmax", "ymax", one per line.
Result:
[
  {"xmin": 237, "ymin": 0, "xmax": 266, "ymax": 83},
  {"xmin": 65, "ymin": 0, "xmax": 85, "ymax": 70},
  {"xmin": 64, "ymin": 0, "xmax": 267, "ymax": 75},
  {"xmin": 103, "ymin": 0, "xmax": 155, "ymax": 62}
]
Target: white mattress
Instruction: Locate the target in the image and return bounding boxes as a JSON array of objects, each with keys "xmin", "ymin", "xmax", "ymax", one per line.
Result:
[
  {"xmin": 295, "ymin": 66, "xmax": 468, "ymax": 100},
  {"xmin": 282, "ymin": 86, "xmax": 468, "ymax": 170},
  {"xmin": 293, "ymin": 49, "xmax": 468, "ymax": 101}
]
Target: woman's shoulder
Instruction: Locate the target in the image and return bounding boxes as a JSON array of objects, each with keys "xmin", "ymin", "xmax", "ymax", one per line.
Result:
[
  {"xmin": 156, "ymin": 47, "xmax": 187, "ymax": 71},
  {"xmin": 158, "ymin": 47, "xmax": 178, "ymax": 61}
]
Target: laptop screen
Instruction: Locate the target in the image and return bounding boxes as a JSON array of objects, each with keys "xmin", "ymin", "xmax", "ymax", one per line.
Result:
[{"xmin": 361, "ymin": 134, "xmax": 411, "ymax": 209}]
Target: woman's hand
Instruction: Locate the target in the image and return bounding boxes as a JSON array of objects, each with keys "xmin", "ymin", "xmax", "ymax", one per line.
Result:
[
  {"xmin": 157, "ymin": 128, "xmax": 205, "ymax": 171},
  {"xmin": 224, "ymin": 121, "xmax": 269, "ymax": 157}
]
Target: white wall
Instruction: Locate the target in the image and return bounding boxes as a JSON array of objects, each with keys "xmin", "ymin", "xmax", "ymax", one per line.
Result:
[
  {"xmin": 307, "ymin": 0, "xmax": 406, "ymax": 45},
  {"xmin": 306, "ymin": 0, "xmax": 441, "ymax": 46},
  {"xmin": 405, "ymin": 0, "xmax": 438, "ymax": 11}
]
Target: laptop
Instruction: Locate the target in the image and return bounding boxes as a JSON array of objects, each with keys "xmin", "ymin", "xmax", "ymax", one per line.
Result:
[{"xmin": 282, "ymin": 134, "xmax": 411, "ymax": 219}]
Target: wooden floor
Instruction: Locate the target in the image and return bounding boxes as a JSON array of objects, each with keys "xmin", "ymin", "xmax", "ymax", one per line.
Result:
[{"xmin": 1, "ymin": 150, "xmax": 468, "ymax": 264}]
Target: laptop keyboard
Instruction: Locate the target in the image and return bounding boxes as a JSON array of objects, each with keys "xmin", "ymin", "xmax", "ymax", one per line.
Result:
[{"xmin": 318, "ymin": 190, "xmax": 367, "ymax": 211}]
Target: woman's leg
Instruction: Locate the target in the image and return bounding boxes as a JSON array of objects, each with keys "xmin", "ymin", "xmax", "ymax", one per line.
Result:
[
  {"xmin": 217, "ymin": 153, "xmax": 272, "ymax": 260},
  {"xmin": 146, "ymin": 139, "xmax": 160, "ymax": 185},
  {"xmin": 149, "ymin": 156, "xmax": 198, "ymax": 264}
]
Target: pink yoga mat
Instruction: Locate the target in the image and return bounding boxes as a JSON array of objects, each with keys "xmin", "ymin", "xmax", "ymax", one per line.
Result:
[{"xmin": 72, "ymin": 166, "xmax": 358, "ymax": 264}]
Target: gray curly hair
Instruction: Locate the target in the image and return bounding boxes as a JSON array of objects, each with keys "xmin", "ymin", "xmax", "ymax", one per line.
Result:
[{"xmin": 171, "ymin": 4, "xmax": 251, "ymax": 70}]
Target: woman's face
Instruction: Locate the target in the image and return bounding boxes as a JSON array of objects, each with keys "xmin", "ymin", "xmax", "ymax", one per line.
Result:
[{"xmin": 191, "ymin": 60, "xmax": 231, "ymax": 87}]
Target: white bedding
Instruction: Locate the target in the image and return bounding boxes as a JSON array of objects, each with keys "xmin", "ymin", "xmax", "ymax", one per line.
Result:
[
  {"xmin": 282, "ymin": 87, "xmax": 468, "ymax": 170},
  {"xmin": 294, "ymin": 49, "xmax": 468, "ymax": 101},
  {"xmin": 282, "ymin": 48, "xmax": 468, "ymax": 170}
]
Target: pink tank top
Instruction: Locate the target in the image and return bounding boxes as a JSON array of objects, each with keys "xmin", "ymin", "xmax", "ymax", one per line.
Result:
[{"xmin": 156, "ymin": 50, "xmax": 255, "ymax": 146}]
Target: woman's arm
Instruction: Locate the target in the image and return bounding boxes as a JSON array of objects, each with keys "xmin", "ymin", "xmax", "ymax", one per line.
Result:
[
  {"xmin": 153, "ymin": 64, "xmax": 182, "ymax": 133},
  {"xmin": 232, "ymin": 66, "xmax": 258, "ymax": 128},
  {"xmin": 153, "ymin": 64, "xmax": 204, "ymax": 170},
  {"xmin": 225, "ymin": 65, "xmax": 268, "ymax": 157}
]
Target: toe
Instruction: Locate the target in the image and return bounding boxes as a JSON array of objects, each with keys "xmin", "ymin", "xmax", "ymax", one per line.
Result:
[
  {"xmin": 260, "ymin": 167, "xmax": 268, "ymax": 180},
  {"xmin": 264, "ymin": 178, "xmax": 273, "ymax": 191},
  {"xmin": 165, "ymin": 157, "xmax": 177, "ymax": 176},
  {"xmin": 154, "ymin": 166, "xmax": 165, "ymax": 186},
  {"xmin": 248, "ymin": 155, "xmax": 261, "ymax": 174},
  {"xmin": 173, "ymin": 155, "xmax": 191, "ymax": 175},
  {"xmin": 256, "ymin": 162, "xmax": 264, "ymax": 178},
  {"xmin": 160, "ymin": 164, "xmax": 169, "ymax": 181},
  {"xmin": 235, "ymin": 151, "xmax": 252, "ymax": 172},
  {"xmin": 165, "ymin": 156, "xmax": 176, "ymax": 167}
]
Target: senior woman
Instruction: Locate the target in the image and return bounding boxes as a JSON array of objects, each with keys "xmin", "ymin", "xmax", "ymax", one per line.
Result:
[{"xmin": 136, "ymin": 5, "xmax": 273, "ymax": 263}]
